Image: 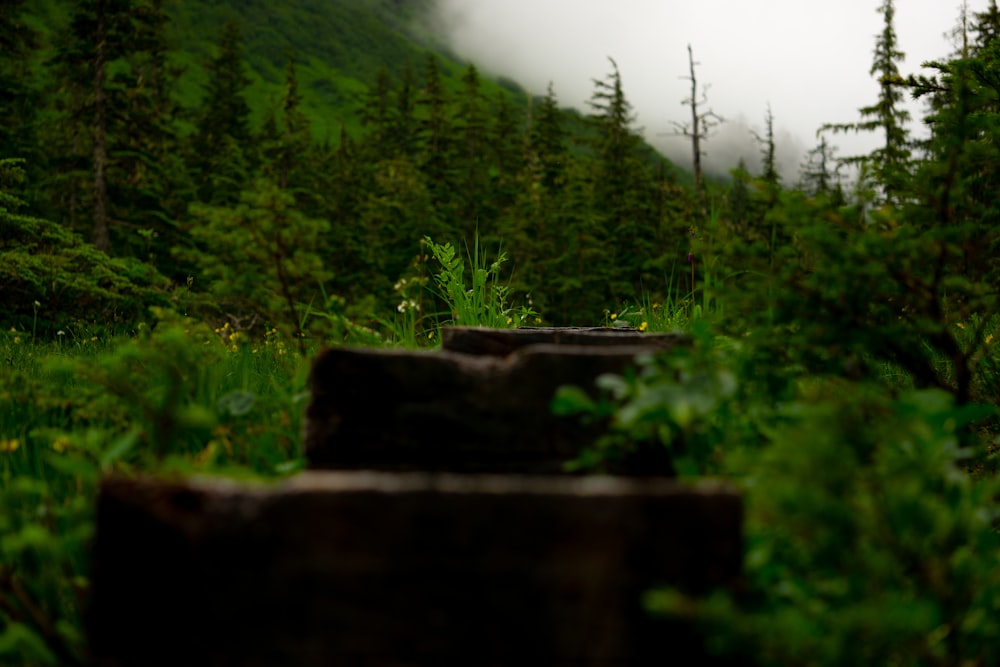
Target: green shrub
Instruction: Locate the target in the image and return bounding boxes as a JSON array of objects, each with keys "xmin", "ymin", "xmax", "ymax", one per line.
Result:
[{"xmin": 647, "ymin": 384, "xmax": 1000, "ymax": 667}]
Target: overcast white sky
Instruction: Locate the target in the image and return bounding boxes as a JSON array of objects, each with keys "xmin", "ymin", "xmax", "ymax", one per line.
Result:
[{"xmin": 432, "ymin": 0, "xmax": 978, "ymax": 181}]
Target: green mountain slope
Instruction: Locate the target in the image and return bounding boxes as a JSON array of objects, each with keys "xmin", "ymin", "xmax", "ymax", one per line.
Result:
[
  {"xmin": 164, "ymin": 0, "xmax": 485, "ymax": 140},
  {"xmin": 22, "ymin": 0, "xmax": 526, "ymax": 141}
]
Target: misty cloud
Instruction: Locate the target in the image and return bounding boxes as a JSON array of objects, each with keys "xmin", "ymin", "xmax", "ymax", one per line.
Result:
[{"xmin": 429, "ymin": 0, "xmax": 970, "ymax": 182}]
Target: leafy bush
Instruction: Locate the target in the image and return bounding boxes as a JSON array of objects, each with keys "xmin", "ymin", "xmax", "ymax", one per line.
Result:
[
  {"xmin": 0, "ymin": 159, "xmax": 173, "ymax": 333},
  {"xmin": 647, "ymin": 384, "xmax": 1000, "ymax": 667},
  {"xmin": 423, "ymin": 234, "xmax": 538, "ymax": 328},
  {"xmin": 0, "ymin": 313, "xmax": 309, "ymax": 666}
]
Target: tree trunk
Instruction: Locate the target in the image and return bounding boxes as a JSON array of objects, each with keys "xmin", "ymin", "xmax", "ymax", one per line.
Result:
[{"xmin": 92, "ymin": 0, "xmax": 111, "ymax": 253}]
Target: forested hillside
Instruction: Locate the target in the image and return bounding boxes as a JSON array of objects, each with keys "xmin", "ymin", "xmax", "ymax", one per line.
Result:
[
  {"xmin": 9, "ymin": 2, "xmax": 1000, "ymax": 665},
  {"xmin": 3, "ymin": 0, "xmax": 694, "ymax": 334}
]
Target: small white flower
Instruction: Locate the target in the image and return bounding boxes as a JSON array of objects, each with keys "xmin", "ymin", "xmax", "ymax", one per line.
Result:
[{"xmin": 57, "ymin": 330, "xmax": 65, "ymax": 336}]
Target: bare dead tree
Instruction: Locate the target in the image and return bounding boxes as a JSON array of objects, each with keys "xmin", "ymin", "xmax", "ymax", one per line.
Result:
[{"xmin": 669, "ymin": 44, "xmax": 723, "ymax": 197}]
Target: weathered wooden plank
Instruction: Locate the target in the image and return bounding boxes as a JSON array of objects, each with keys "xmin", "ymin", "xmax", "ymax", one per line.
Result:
[
  {"xmin": 441, "ymin": 326, "xmax": 687, "ymax": 357},
  {"xmin": 88, "ymin": 472, "xmax": 743, "ymax": 667},
  {"xmin": 304, "ymin": 344, "xmax": 673, "ymax": 474}
]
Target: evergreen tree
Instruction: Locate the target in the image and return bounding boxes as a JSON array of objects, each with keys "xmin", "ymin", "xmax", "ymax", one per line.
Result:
[
  {"xmin": 416, "ymin": 54, "xmax": 453, "ymax": 216},
  {"xmin": 800, "ymin": 135, "xmax": 844, "ymax": 202},
  {"xmin": 191, "ymin": 19, "xmax": 253, "ymax": 205},
  {"xmin": 54, "ymin": 0, "xmax": 137, "ymax": 251},
  {"xmin": 754, "ymin": 104, "xmax": 780, "ymax": 189},
  {"xmin": 108, "ymin": 0, "xmax": 191, "ymax": 267},
  {"xmin": 905, "ymin": 27, "xmax": 1000, "ymax": 288},
  {"xmin": 973, "ymin": 0, "xmax": 1000, "ymax": 50},
  {"xmin": 0, "ymin": 0, "xmax": 42, "ymax": 178},
  {"xmin": 359, "ymin": 66, "xmax": 394, "ymax": 150},
  {"xmin": 823, "ymin": 0, "xmax": 911, "ymax": 204},
  {"xmin": 45, "ymin": 0, "xmax": 175, "ymax": 254},
  {"xmin": 453, "ymin": 64, "xmax": 490, "ymax": 231},
  {"xmin": 586, "ymin": 57, "xmax": 653, "ymax": 302},
  {"xmin": 184, "ymin": 178, "xmax": 333, "ymax": 352},
  {"xmin": 390, "ymin": 62, "xmax": 419, "ymax": 158},
  {"xmin": 530, "ymin": 83, "xmax": 568, "ymax": 192},
  {"xmin": 488, "ymin": 91, "xmax": 525, "ymax": 216},
  {"xmin": 263, "ymin": 53, "xmax": 311, "ymax": 192}
]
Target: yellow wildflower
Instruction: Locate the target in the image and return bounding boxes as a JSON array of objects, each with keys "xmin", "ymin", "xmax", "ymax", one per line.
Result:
[
  {"xmin": 0, "ymin": 438, "xmax": 21, "ymax": 453},
  {"xmin": 196, "ymin": 442, "xmax": 218, "ymax": 464},
  {"xmin": 13, "ymin": 336, "xmax": 20, "ymax": 344},
  {"xmin": 986, "ymin": 334, "xmax": 995, "ymax": 346},
  {"xmin": 610, "ymin": 313, "xmax": 617, "ymax": 320},
  {"xmin": 639, "ymin": 321, "xmax": 648, "ymax": 332},
  {"xmin": 957, "ymin": 322, "xmax": 966, "ymax": 330}
]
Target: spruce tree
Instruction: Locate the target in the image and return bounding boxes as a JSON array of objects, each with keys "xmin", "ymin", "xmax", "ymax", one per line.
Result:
[
  {"xmin": 416, "ymin": 54, "xmax": 453, "ymax": 224},
  {"xmin": 191, "ymin": 19, "xmax": 252, "ymax": 205},
  {"xmin": 390, "ymin": 62, "xmax": 418, "ymax": 158},
  {"xmin": 488, "ymin": 91, "xmax": 525, "ymax": 216},
  {"xmin": 453, "ymin": 64, "xmax": 490, "ymax": 230},
  {"xmin": 754, "ymin": 104, "xmax": 780, "ymax": 188},
  {"xmin": 586, "ymin": 57, "xmax": 654, "ymax": 304},
  {"xmin": 0, "ymin": 0, "xmax": 42, "ymax": 178},
  {"xmin": 46, "ymin": 0, "xmax": 173, "ymax": 254},
  {"xmin": 530, "ymin": 83, "xmax": 568, "ymax": 192},
  {"xmin": 265, "ymin": 53, "xmax": 311, "ymax": 192},
  {"xmin": 800, "ymin": 135, "xmax": 843, "ymax": 201},
  {"xmin": 109, "ymin": 0, "xmax": 191, "ymax": 266},
  {"xmin": 359, "ymin": 67, "xmax": 394, "ymax": 150},
  {"xmin": 823, "ymin": 0, "xmax": 911, "ymax": 205},
  {"xmin": 973, "ymin": 0, "xmax": 1000, "ymax": 50}
]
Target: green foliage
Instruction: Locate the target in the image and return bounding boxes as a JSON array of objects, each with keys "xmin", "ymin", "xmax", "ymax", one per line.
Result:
[
  {"xmin": 0, "ymin": 314, "xmax": 309, "ymax": 666},
  {"xmin": 0, "ymin": 158, "xmax": 172, "ymax": 330},
  {"xmin": 190, "ymin": 18, "xmax": 253, "ymax": 205},
  {"xmin": 558, "ymin": 323, "xmax": 1000, "ymax": 665},
  {"xmin": 822, "ymin": 0, "xmax": 912, "ymax": 204},
  {"xmin": 647, "ymin": 385, "xmax": 1000, "ymax": 667},
  {"xmin": 5, "ymin": 2, "xmax": 1000, "ymax": 665},
  {"xmin": 554, "ymin": 326, "xmax": 739, "ymax": 476},
  {"xmin": 182, "ymin": 177, "xmax": 333, "ymax": 350},
  {"xmin": 423, "ymin": 234, "xmax": 537, "ymax": 329}
]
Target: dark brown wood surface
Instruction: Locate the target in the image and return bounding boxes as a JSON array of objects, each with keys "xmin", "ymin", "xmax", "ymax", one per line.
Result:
[
  {"xmin": 304, "ymin": 344, "xmax": 674, "ymax": 474},
  {"xmin": 441, "ymin": 326, "xmax": 688, "ymax": 357},
  {"xmin": 88, "ymin": 472, "xmax": 743, "ymax": 667}
]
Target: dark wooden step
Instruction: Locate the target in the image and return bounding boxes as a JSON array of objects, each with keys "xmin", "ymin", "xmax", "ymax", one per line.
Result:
[
  {"xmin": 441, "ymin": 325, "xmax": 687, "ymax": 357},
  {"xmin": 304, "ymin": 343, "xmax": 674, "ymax": 474},
  {"xmin": 88, "ymin": 472, "xmax": 743, "ymax": 667}
]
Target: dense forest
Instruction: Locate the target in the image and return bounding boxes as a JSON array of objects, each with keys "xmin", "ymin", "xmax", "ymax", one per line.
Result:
[
  {"xmin": 4, "ymin": 0, "xmax": 1000, "ymax": 340},
  {"xmin": 7, "ymin": 0, "xmax": 1000, "ymax": 664},
  {"xmin": 2, "ymin": 0, "xmax": 700, "ymax": 334}
]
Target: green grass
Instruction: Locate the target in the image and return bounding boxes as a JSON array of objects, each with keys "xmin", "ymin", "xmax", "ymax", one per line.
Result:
[
  {"xmin": 0, "ymin": 317, "xmax": 315, "ymax": 666},
  {"xmin": 4, "ymin": 300, "xmax": 1000, "ymax": 666}
]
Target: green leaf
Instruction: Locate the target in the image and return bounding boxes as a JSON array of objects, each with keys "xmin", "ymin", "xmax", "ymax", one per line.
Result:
[
  {"xmin": 551, "ymin": 385, "xmax": 596, "ymax": 415},
  {"xmin": 0, "ymin": 622, "xmax": 57, "ymax": 665},
  {"xmin": 217, "ymin": 390, "xmax": 257, "ymax": 417},
  {"xmin": 100, "ymin": 427, "xmax": 142, "ymax": 470},
  {"xmin": 274, "ymin": 459, "xmax": 306, "ymax": 475}
]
